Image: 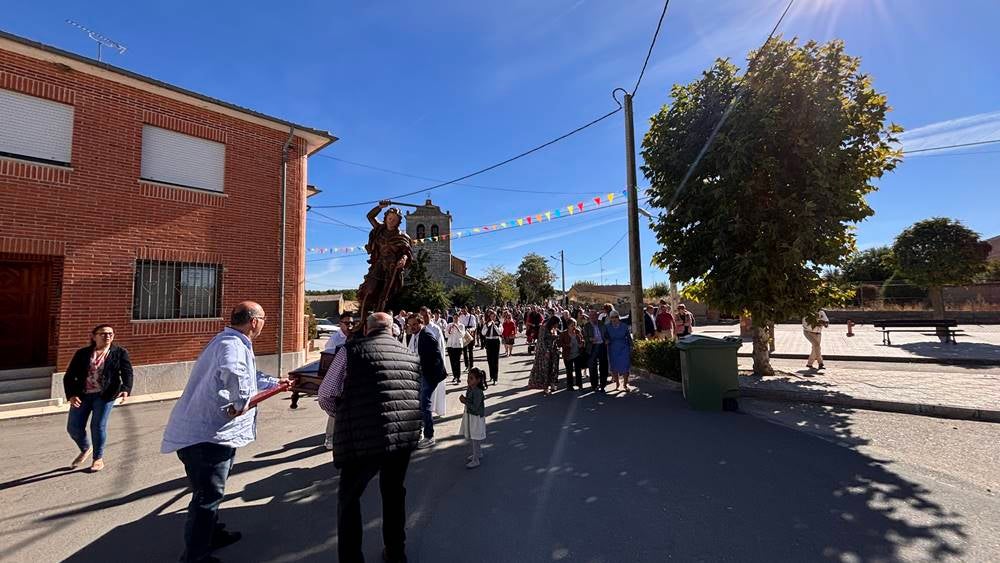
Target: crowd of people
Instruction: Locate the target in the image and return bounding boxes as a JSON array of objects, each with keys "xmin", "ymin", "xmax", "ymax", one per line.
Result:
[{"xmin": 57, "ymin": 298, "xmax": 697, "ymax": 562}]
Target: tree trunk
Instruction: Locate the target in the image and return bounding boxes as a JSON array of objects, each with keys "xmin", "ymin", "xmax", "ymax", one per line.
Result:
[
  {"xmin": 752, "ymin": 324, "xmax": 774, "ymax": 377},
  {"xmin": 929, "ymin": 286, "xmax": 945, "ymax": 319},
  {"xmin": 929, "ymin": 286, "xmax": 948, "ymax": 340}
]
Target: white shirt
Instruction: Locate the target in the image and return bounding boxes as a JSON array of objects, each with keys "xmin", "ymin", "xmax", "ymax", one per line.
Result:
[
  {"xmin": 803, "ymin": 310, "xmax": 830, "ymax": 333},
  {"xmin": 445, "ymin": 322, "xmax": 465, "ymax": 348},
  {"xmin": 458, "ymin": 313, "xmax": 478, "ymax": 331},
  {"xmin": 323, "ymin": 329, "xmax": 347, "ymax": 352}
]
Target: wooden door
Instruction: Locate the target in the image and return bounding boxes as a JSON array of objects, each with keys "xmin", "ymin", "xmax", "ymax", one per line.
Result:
[{"xmin": 0, "ymin": 261, "xmax": 51, "ymax": 369}]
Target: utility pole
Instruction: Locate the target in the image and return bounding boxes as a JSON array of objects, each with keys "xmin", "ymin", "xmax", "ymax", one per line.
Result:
[
  {"xmin": 624, "ymin": 93, "xmax": 645, "ymax": 338},
  {"xmin": 550, "ymin": 251, "xmax": 567, "ymax": 307}
]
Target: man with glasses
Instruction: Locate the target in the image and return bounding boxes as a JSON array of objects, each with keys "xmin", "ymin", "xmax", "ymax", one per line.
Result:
[
  {"xmin": 320, "ymin": 311, "xmax": 355, "ymax": 450},
  {"xmin": 161, "ymin": 301, "xmax": 290, "ymax": 563}
]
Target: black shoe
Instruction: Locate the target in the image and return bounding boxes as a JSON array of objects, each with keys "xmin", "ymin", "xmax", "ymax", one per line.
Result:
[{"xmin": 211, "ymin": 529, "xmax": 242, "ymax": 551}]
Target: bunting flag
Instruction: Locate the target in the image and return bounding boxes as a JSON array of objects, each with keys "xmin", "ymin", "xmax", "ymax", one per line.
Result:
[{"xmin": 307, "ymin": 188, "xmax": 629, "ymax": 254}]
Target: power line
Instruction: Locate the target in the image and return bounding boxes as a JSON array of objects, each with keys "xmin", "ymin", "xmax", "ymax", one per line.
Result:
[
  {"xmin": 313, "ymin": 155, "xmax": 597, "ymax": 195},
  {"xmin": 632, "ymin": 0, "xmax": 672, "ymax": 97},
  {"xmin": 307, "ymin": 209, "xmax": 368, "ymax": 233},
  {"xmin": 902, "ymin": 139, "xmax": 1000, "ymax": 154},
  {"xmin": 567, "ymin": 231, "xmax": 628, "ymax": 266},
  {"xmin": 306, "ymin": 196, "xmax": 646, "ymax": 264},
  {"xmin": 310, "ymin": 103, "xmax": 623, "ymax": 209}
]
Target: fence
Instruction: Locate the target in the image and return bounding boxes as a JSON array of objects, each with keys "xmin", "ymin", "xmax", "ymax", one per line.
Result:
[{"xmin": 840, "ymin": 281, "xmax": 1000, "ymax": 312}]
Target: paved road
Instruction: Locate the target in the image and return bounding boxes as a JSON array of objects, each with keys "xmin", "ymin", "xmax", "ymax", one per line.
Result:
[{"xmin": 2, "ymin": 344, "xmax": 998, "ymax": 562}]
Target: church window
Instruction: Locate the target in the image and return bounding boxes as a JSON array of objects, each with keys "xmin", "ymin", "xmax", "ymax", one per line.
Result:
[
  {"xmin": 431, "ymin": 224, "xmax": 440, "ymax": 237},
  {"xmin": 416, "ymin": 224, "xmax": 425, "ymax": 239}
]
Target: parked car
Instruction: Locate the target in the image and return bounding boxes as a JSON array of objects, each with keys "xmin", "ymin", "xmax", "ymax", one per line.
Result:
[{"xmin": 316, "ymin": 317, "xmax": 339, "ymax": 336}]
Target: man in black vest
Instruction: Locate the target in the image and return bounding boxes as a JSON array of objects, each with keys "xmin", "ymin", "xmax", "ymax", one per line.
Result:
[
  {"xmin": 407, "ymin": 313, "xmax": 447, "ymax": 449},
  {"xmin": 333, "ymin": 312, "xmax": 422, "ymax": 563}
]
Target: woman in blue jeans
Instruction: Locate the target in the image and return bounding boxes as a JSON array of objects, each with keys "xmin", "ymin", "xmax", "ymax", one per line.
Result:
[{"xmin": 63, "ymin": 324, "xmax": 133, "ymax": 472}]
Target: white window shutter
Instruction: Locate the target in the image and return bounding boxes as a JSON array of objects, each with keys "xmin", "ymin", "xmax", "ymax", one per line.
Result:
[
  {"xmin": 141, "ymin": 125, "xmax": 225, "ymax": 192},
  {"xmin": 0, "ymin": 89, "xmax": 74, "ymax": 164}
]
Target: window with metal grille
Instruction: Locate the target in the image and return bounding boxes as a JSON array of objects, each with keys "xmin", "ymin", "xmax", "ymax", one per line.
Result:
[
  {"xmin": 430, "ymin": 224, "xmax": 439, "ymax": 237},
  {"xmin": 132, "ymin": 260, "xmax": 222, "ymax": 320},
  {"xmin": 416, "ymin": 224, "xmax": 425, "ymax": 239}
]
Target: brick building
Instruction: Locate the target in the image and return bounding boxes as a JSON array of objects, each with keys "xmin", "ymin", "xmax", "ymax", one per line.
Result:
[{"xmin": 0, "ymin": 31, "xmax": 335, "ymax": 405}]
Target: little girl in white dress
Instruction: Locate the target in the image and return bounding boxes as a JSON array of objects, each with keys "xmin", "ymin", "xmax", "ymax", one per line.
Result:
[{"xmin": 459, "ymin": 367, "xmax": 487, "ymax": 468}]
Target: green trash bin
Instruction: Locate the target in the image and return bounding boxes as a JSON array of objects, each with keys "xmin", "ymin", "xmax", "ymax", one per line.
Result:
[{"xmin": 675, "ymin": 334, "xmax": 742, "ymax": 411}]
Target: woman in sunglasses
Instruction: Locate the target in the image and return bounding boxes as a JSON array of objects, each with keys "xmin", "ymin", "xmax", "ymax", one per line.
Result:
[{"xmin": 63, "ymin": 324, "xmax": 133, "ymax": 472}]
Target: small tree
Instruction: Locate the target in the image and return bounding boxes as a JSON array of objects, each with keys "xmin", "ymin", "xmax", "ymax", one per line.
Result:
[
  {"xmin": 893, "ymin": 218, "xmax": 991, "ymax": 319},
  {"xmin": 642, "ymin": 38, "xmax": 900, "ymax": 376},
  {"xmin": 482, "ymin": 265, "xmax": 519, "ymax": 305},
  {"xmin": 448, "ymin": 284, "xmax": 475, "ymax": 308},
  {"xmin": 304, "ymin": 299, "xmax": 318, "ymax": 340},
  {"xmin": 388, "ymin": 250, "xmax": 450, "ymax": 312},
  {"xmin": 644, "ymin": 282, "xmax": 671, "ymax": 299},
  {"xmin": 516, "ymin": 253, "xmax": 556, "ymax": 304}
]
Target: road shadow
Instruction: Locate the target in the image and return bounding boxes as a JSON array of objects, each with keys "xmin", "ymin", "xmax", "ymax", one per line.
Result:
[
  {"xmin": 896, "ymin": 341, "xmax": 1000, "ymax": 367},
  {"xmin": 58, "ymin": 369, "xmax": 967, "ymax": 562}
]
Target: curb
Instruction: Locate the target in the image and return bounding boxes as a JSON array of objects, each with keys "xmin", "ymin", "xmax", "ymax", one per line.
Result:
[
  {"xmin": 737, "ymin": 352, "xmax": 1000, "ymax": 367},
  {"xmin": 0, "ymin": 390, "xmax": 182, "ymax": 422},
  {"xmin": 739, "ymin": 385, "xmax": 1000, "ymax": 423}
]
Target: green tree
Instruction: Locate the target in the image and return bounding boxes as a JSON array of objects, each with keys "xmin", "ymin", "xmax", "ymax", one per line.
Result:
[
  {"xmin": 837, "ymin": 246, "xmax": 896, "ymax": 283},
  {"xmin": 304, "ymin": 299, "xmax": 318, "ymax": 340},
  {"xmin": 879, "ymin": 272, "xmax": 927, "ymax": 305},
  {"xmin": 481, "ymin": 265, "xmax": 519, "ymax": 305},
  {"xmin": 448, "ymin": 284, "xmax": 475, "ymax": 308},
  {"xmin": 388, "ymin": 250, "xmax": 450, "ymax": 312},
  {"xmin": 642, "ymin": 38, "xmax": 900, "ymax": 376},
  {"xmin": 975, "ymin": 260, "xmax": 1000, "ymax": 283},
  {"xmin": 516, "ymin": 253, "xmax": 556, "ymax": 304},
  {"xmin": 892, "ymin": 218, "xmax": 991, "ymax": 319},
  {"xmin": 644, "ymin": 281, "xmax": 671, "ymax": 299}
]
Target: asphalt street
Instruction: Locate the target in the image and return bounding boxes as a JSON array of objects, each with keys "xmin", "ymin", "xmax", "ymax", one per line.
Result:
[{"xmin": 1, "ymin": 343, "xmax": 998, "ymax": 562}]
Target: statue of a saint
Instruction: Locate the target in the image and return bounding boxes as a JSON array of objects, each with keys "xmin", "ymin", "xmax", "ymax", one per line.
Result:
[{"xmin": 356, "ymin": 200, "xmax": 412, "ymax": 316}]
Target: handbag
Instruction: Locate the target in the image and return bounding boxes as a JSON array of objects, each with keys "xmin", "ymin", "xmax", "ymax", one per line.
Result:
[{"xmin": 462, "ymin": 330, "xmax": 474, "ymax": 347}]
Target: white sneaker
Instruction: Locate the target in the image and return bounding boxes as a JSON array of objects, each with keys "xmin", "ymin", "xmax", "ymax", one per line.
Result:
[
  {"xmin": 416, "ymin": 438, "xmax": 436, "ymax": 449},
  {"xmin": 324, "ymin": 437, "xmax": 333, "ymax": 450}
]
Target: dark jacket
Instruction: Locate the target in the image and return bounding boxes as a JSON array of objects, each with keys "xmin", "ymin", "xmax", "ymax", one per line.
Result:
[
  {"xmin": 558, "ymin": 329, "xmax": 585, "ymax": 359},
  {"xmin": 644, "ymin": 312, "xmax": 656, "ymax": 336},
  {"xmin": 417, "ymin": 329, "xmax": 448, "ymax": 386},
  {"xmin": 332, "ymin": 329, "xmax": 422, "ymax": 468},
  {"xmin": 582, "ymin": 322, "xmax": 610, "ymax": 356},
  {"xmin": 63, "ymin": 344, "xmax": 133, "ymax": 401}
]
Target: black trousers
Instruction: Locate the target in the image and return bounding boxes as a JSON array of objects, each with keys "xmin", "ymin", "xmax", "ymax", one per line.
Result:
[
  {"xmin": 564, "ymin": 356, "xmax": 584, "ymax": 389},
  {"xmin": 484, "ymin": 339, "xmax": 501, "ymax": 383},
  {"xmin": 447, "ymin": 347, "xmax": 463, "ymax": 382},
  {"xmin": 338, "ymin": 450, "xmax": 412, "ymax": 563},
  {"xmin": 463, "ymin": 341, "xmax": 475, "ymax": 369},
  {"xmin": 588, "ymin": 344, "xmax": 609, "ymax": 390},
  {"xmin": 177, "ymin": 442, "xmax": 236, "ymax": 563}
]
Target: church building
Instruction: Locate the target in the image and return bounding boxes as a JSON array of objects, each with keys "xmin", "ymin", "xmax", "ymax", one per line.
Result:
[{"xmin": 404, "ymin": 199, "xmax": 485, "ymax": 290}]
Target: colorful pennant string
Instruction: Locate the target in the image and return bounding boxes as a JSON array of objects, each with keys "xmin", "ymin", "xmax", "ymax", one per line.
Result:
[{"xmin": 307, "ymin": 189, "xmax": 628, "ymax": 254}]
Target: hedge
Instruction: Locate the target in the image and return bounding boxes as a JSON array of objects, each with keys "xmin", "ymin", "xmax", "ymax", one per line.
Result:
[{"xmin": 633, "ymin": 338, "xmax": 681, "ymax": 381}]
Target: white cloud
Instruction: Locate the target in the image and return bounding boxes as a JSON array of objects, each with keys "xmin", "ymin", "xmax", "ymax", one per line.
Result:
[{"xmin": 898, "ymin": 110, "xmax": 1000, "ymax": 155}]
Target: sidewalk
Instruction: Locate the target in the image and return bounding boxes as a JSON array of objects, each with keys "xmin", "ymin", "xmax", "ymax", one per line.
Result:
[
  {"xmin": 696, "ymin": 323, "xmax": 1000, "ymax": 365},
  {"xmin": 737, "ymin": 359, "xmax": 1000, "ymax": 423}
]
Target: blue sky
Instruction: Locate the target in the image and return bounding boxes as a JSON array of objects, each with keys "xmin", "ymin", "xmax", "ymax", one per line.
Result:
[{"xmin": 5, "ymin": 1, "xmax": 998, "ymax": 291}]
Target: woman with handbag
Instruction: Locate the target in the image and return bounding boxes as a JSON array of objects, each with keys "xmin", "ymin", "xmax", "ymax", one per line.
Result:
[
  {"xmin": 479, "ymin": 309, "xmax": 503, "ymax": 385},
  {"xmin": 63, "ymin": 324, "xmax": 133, "ymax": 472}
]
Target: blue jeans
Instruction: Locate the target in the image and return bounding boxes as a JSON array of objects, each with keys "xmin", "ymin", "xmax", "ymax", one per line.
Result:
[
  {"xmin": 177, "ymin": 442, "xmax": 236, "ymax": 562},
  {"xmin": 419, "ymin": 378, "xmax": 434, "ymax": 440},
  {"xmin": 66, "ymin": 393, "xmax": 115, "ymax": 459}
]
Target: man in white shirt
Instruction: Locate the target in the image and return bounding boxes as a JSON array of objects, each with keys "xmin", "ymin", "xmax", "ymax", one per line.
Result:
[
  {"xmin": 320, "ymin": 311, "xmax": 354, "ymax": 449},
  {"xmin": 803, "ymin": 309, "xmax": 830, "ymax": 370},
  {"xmin": 457, "ymin": 306, "xmax": 477, "ymax": 370}
]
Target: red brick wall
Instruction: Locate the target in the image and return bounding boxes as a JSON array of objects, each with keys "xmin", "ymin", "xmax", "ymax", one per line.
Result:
[{"xmin": 0, "ymin": 47, "xmax": 308, "ymax": 371}]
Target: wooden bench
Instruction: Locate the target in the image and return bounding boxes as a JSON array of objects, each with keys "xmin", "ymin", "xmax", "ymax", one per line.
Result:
[{"xmin": 872, "ymin": 319, "xmax": 962, "ymax": 345}]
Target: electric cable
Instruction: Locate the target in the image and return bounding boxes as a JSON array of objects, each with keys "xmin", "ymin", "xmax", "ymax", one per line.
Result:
[{"xmin": 632, "ymin": 0, "xmax": 671, "ymax": 97}]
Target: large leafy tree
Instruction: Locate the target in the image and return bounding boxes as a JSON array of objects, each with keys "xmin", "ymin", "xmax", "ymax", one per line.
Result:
[
  {"xmin": 389, "ymin": 250, "xmax": 450, "ymax": 312},
  {"xmin": 642, "ymin": 38, "xmax": 901, "ymax": 376},
  {"xmin": 893, "ymin": 218, "xmax": 991, "ymax": 319},
  {"xmin": 516, "ymin": 253, "xmax": 556, "ymax": 304},
  {"xmin": 482, "ymin": 265, "xmax": 519, "ymax": 305}
]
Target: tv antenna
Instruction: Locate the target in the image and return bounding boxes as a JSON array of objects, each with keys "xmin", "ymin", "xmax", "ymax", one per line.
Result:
[{"xmin": 65, "ymin": 20, "xmax": 127, "ymax": 62}]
